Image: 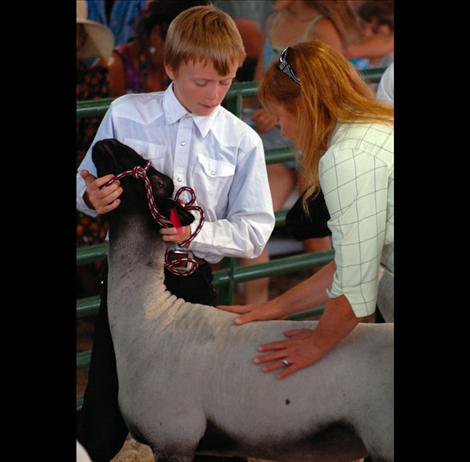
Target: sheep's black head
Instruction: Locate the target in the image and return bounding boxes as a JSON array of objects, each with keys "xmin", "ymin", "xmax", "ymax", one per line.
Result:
[{"xmin": 91, "ymin": 139, "xmax": 194, "ymax": 226}]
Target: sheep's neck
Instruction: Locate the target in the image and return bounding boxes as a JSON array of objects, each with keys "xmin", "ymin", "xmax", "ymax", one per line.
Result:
[{"xmin": 107, "ymin": 214, "xmax": 168, "ymax": 307}]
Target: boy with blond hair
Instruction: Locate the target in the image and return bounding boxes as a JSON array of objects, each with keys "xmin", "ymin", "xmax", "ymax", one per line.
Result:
[{"xmin": 76, "ymin": 5, "xmax": 274, "ymax": 462}]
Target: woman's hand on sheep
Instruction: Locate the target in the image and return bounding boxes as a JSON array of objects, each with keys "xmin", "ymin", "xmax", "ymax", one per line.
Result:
[
  {"xmin": 254, "ymin": 329, "xmax": 326, "ymax": 379},
  {"xmin": 255, "ymin": 295, "xmax": 360, "ymax": 379},
  {"xmin": 216, "ymin": 300, "xmax": 287, "ymax": 324}
]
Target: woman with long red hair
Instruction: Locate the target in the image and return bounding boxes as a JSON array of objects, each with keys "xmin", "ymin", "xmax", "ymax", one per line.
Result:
[
  {"xmin": 218, "ymin": 40, "xmax": 394, "ymax": 378},
  {"xmin": 242, "ymin": 0, "xmax": 365, "ymax": 305}
]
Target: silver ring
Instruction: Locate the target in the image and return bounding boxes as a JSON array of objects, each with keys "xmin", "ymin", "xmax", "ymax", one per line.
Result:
[{"xmin": 282, "ymin": 359, "xmax": 289, "ymax": 367}]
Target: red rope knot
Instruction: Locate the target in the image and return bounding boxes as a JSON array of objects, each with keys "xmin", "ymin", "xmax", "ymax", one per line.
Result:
[
  {"xmin": 174, "ymin": 186, "xmax": 204, "ymax": 249},
  {"xmin": 131, "ymin": 164, "xmax": 149, "ymax": 180},
  {"xmin": 164, "ymin": 248, "xmax": 199, "ymax": 276},
  {"xmin": 102, "ymin": 160, "xmax": 205, "ymax": 276}
]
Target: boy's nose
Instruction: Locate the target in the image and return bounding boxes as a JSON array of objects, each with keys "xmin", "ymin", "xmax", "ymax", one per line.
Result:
[{"xmin": 206, "ymin": 84, "xmax": 219, "ymax": 101}]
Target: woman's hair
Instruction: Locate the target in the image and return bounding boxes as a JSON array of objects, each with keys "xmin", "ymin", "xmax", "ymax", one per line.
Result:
[
  {"xmin": 133, "ymin": 0, "xmax": 210, "ymax": 53},
  {"xmin": 164, "ymin": 4, "xmax": 246, "ymax": 76},
  {"xmin": 258, "ymin": 40, "xmax": 393, "ymax": 199},
  {"xmin": 306, "ymin": 0, "xmax": 364, "ymax": 45}
]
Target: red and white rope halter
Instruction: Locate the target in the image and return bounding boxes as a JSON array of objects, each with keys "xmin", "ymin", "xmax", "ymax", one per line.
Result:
[{"xmin": 104, "ymin": 161, "xmax": 205, "ymax": 276}]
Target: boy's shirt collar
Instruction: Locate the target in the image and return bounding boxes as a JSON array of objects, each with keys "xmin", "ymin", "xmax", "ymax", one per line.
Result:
[{"xmin": 163, "ymin": 82, "xmax": 221, "ymax": 138}]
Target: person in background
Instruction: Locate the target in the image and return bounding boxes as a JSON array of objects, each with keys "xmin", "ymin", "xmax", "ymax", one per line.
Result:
[
  {"xmin": 77, "ymin": 0, "xmax": 114, "ymax": 295},
  {"xmin": 77, "ymin": 1, "xmax": 114, "ymax": 164},
  {"xmin": 217, "ymin": 40, "xmax": 394, "ymax": 380},
  {"xmin": 85, "ymin": 0, "xmax": 148, "ymax": 46},
  {"xmin": 376, "ymin": 62, "xmax": 394, "ymax": 105},
  {"xmin": 107, "ymin": 0, "xmax": 209, "ymax": 95},
  {"xmin": 347, "ymin": 0, "xmax": 394, "ymax": 70},
  {"xmin": 347, "ymin": 0, "xmax": 367, "ymax": 12},
  {"xmin": 214, "ymin": 0, "xmax": 273, "ymax": 30},
  {"xmin": 254, "ymin": 0, "xmax": 363, "ymax": 133},
  {"xmin": 240, "ymin": 0, "xmax": 363, "ymax": 305},
  {"xmin": 213, "ymin": 0, "xmax": 272, "ymax": 82},
  {"xmin": 229, "ymin": 17, "xmax": 263, "ymax": 82}
]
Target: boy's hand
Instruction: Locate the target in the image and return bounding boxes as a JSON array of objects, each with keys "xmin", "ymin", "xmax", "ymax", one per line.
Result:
[
  {"xmin": 160, "ymin": 225, "xmax": 191, "ymax": 244},
  {"xmin": 80, "ymin": 170, "xmax": 123, "ymax": 214}
]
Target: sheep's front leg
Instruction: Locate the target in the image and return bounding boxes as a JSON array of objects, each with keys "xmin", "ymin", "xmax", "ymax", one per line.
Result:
[{"xmin": 149, "ymin": 410, "xmax": 207, "ymax": 462}]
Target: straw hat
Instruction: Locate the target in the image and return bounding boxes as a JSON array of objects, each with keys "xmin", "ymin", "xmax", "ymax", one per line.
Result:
[{"xmin": 77, "ymin": 0, "xmax": 114, "ymax": 64}]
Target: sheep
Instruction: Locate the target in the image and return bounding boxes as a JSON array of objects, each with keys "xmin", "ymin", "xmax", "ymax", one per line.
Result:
[{"xmin": 92, "ymin": 139, "xmax": 394, "ymax": 462}]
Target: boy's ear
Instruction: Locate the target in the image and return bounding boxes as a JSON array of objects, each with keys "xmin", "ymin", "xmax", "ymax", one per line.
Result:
[{"xmin": 164, "ymin": 63, "xmax": 176, "ymax": 81}]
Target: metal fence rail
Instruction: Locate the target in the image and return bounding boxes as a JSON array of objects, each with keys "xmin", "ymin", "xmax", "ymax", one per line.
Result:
[
  {"xmin": 76, "ymin": 69, "xmax": 386, "ymax": 409},
  {"xmin": 76, "ymin": 69, "xmax": 385, "ymax": 118},
  {"xmin": 77, "ymin": 249, "xmax": 334, "ymax": 320}
]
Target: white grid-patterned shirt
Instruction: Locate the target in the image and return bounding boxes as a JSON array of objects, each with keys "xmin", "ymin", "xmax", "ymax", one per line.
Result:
[{"xmin": 320, "ymin": 122, "xmax": 394, "ymax": 317}]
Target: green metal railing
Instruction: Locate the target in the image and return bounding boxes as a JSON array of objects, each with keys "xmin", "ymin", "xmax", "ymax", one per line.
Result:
[
  {"xmin": 77, "ymin": 248, "xmax": 333, "ymax": 320},
  {"xmin": 77, "ymin": 69, "xmax": 385, "ymax": 410},
  {"xmin": 76, "ymin": 68, "xmax": 385, "ymax": 119}
]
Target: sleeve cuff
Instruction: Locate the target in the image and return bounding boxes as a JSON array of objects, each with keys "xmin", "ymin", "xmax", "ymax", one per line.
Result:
[{"xmin": 326, "ymin": 287, "xmax": 376, "ymax": 318}]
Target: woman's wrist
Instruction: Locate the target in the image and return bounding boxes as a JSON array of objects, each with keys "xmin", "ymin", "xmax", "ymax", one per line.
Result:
[{"xmin": 273, "ymin": 293, "xmax": 302, "ymax": 317}]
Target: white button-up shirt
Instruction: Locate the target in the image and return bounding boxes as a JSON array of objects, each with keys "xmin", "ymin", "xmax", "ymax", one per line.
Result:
[
  {"xmin": 76, "ymin": 84, "xmax": 275, "ymax": 263},
  {"xmin": 321, "ymin": 122, "xmax": 394, "ymax": 317}
]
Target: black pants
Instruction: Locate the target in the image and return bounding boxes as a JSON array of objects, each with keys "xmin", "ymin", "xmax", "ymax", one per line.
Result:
[
  {"xmin": 77, "ymin": 262, "xmax": 244, "ymax": 462},
  {"xmin": 376, "ymin": 304, "xmax": 385, "ymax": 323}
]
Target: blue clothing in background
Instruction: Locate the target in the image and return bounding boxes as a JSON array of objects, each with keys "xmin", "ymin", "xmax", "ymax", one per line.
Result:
[
  {"xmin": 213, "ymin": 0, "xmax": 273, "ymax": 28},
  {"xmin": 350, "ymin": 57, "xmax": 370, "ymax": 70},
  {"xmin": 86, "ymin": 0, "xmax": 147, "ymax": 46}
]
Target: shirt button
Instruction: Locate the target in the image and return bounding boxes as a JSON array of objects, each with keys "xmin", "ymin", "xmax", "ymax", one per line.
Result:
[
  {"xmin": 211, "ymin": 170, "xmax": 216, "ymax": 175},
  {"xmin": 180, "ymin": 141, "xmax": 186, "ymax": 146},
  {"xmin": 177, "ymin": 177, "xmax": 182, "ymax": 182}
]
